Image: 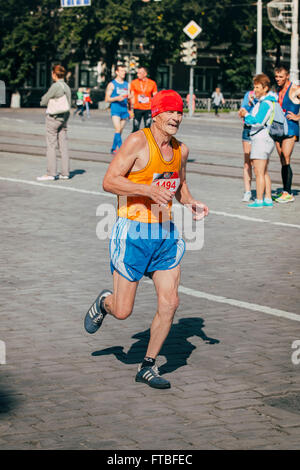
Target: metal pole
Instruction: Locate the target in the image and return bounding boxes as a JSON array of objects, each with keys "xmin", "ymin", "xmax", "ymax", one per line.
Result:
[
  {"xmin": 290, "ymin": 0, "xmax": 299, "ymax": 84},
  {"xmin": 189, "ymin": 66, "xmax": 194, "ymax": 117},
  {"xmin": 256, "ymin": 0, "xmax": 263, "ymax": 74}
]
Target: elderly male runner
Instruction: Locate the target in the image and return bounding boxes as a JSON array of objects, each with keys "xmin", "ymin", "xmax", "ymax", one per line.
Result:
[
  {"xmin": 274, "ymin": 66, "xmax": 300, "ymax": 203},
  {"xmin": 84, "ymin": 90, "xmax": 208, "ymax": 389}
]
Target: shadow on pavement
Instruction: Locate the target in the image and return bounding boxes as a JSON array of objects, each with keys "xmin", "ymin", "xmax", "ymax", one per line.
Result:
[
  {"xmin": 0, "ymin": 382, "xmax": 20, "ymax": 415},
  {"xmin": 69, "ymin": 169, "xmax": 86, "ymax": 179},
  {"xmin": 92, "ymin": 317, "xmax": 220, "ymax": 375},
  {"xmin": 272, "ymin": 188, "xmax": 300, "ymax": 197}
]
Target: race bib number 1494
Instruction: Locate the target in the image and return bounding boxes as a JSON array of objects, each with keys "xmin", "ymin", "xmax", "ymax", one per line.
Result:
[{"xmin": 152, "ymin": 172, "xmax": 180, "ymax": 193}]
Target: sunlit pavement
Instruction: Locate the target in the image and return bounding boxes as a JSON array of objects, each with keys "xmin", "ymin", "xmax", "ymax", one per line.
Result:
[{"xmin": 0, "ymin": 109, "xmax": 300, "ymax": 450}]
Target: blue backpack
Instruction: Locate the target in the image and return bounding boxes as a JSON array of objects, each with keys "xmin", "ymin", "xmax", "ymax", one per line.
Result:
[{"xmin": 266, "ymin": 100, "xmax": 288, "ymax": 141}]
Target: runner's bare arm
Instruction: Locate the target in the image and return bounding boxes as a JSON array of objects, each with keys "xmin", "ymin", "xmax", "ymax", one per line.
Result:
[
  {"xmin": 105, "ymin": 82, "xmax": 125, "ymax": 103},
  {"xmin": 103, "ymin": 133, "xmax": 174, "ymax": 205},
  {"xmin": 127, "ymin": 84, "xmax": 132, "ymax": 103},
  {"xmin": 129, "ymin": 83, "xmax": 135, "ymax": 109},
  {"xmin": 175, "ymin": 143, "xmax": 209, "ymax": 220},
  {"xmin": 290, "ymin": 84, "xmax": 300, "ymax": 104}
]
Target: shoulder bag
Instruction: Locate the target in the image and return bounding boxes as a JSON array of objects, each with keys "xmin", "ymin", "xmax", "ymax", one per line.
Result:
[{"xmin": 47, "ymin": 82, "xmax": 70, "ymax": 115}]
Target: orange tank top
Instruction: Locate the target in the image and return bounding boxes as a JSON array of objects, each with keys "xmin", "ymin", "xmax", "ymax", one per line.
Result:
[{"xmin": 118, "ymin": 127, "xmax": 182, "ymax": 223}]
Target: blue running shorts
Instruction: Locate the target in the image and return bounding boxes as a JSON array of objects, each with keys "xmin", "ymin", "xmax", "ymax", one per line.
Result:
[
  {"xmin": 109, "ymin": 217, "xmax": 186, "ymax": 282},
  {"xmin": 111, "ymin": 109, "xmax": 130, "ymax": 120}
]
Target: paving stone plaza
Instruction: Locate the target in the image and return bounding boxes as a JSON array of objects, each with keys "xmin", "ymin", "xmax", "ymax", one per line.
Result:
[{"xmin": 0, "ymin": 109, "xmax": 299, "ymax": 451}]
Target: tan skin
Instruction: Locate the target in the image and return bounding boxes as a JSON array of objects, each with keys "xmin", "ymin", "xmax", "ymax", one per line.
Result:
[
  {"xmin": 242, "ymin": 141, "xmax": 252, "ymax": 193},
  {"xmin": 239, "ymin": 83, "xmax": 272, "ymax": 201},
  {"xmin": 274, "ymin": 70, "xmax": 300, "ymax": 167},
  {"xmin": 102, "ymin": 110, "xmax": 208, "ymax": 360},
  {"xmin": 52, "ymin": 71, "xmax": 59, "ymax": 82}
]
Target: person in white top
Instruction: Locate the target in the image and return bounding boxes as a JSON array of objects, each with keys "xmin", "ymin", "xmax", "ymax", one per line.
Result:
[{"xmin": 211, "ymin": 87, "xmax": 225, "ymax": 116}]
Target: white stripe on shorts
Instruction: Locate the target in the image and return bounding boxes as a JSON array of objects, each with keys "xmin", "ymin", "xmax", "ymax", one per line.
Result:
[
  {"xmin": 168, "ymin": 238, "xmax": 186, "ymax": 270},
  {"xmin": 110, "ymin": 218, "xmax": 132, "ymax": 280}
]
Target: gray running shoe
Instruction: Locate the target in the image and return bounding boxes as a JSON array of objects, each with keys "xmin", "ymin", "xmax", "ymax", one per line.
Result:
[
  {"xmin": 135, "ymin": 365, "xmax": 171, "ymax": 389},
  {"xmin": 84, "ymin": 289, "xmax": 112, "ymax": 334}
]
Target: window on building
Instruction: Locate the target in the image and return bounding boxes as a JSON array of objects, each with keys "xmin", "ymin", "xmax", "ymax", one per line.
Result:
[
  {"xmin": 194, "ymin": 68, "xmax": 219, "ymax": 93},
  {"xmin": 195, "ymin": 72, "xmax": 205, "ymax": 92},
  {"xmin": 37, "ymin": 63, "xmax": 47, "ymax": 88},
  {"xmin": 24, "ymin": 62, "xmax": 47, "ymax": 88},
  {"xmin": 79, "ymin": 63, "xmax": 98, "ymax": 88},
  {"xmin": 25, "ymin": 72, "xmax": 35, "ymax": 88},
  {"xmin": 156, "ymin": 66, "xmax": 169, "ymax": 89}
]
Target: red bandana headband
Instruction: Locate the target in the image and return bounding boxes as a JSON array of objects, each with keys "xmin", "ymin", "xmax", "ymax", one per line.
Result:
[{"xmin": 151, "ymin": 90, "xmax": 183, "ymax": 118}]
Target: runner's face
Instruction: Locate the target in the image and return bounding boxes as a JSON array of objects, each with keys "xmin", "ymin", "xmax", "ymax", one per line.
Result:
[
  {"xmin": 154, "ymin": 111, "xmax": 183, "ymax": 135},
  {"xmin": 137, "ymin": 68, "xmax": 147, "ymax": 80},
  {"xmin": 116, "ymin": 67, "xmax": 126, "ymax": 80},
  {"xmin": 253, "ymin": 83, "xmax": 268, "ymax": 99},
  {"xmin": 275, "ymin": 71, "xmax": 289, "ymax": 88}
]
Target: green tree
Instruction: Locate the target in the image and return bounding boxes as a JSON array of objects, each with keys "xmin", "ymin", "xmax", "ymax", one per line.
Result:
[
  {"xmin": 0, "ymin": 0, "xmax": 59, "ymax": 88},
  {"xmin": 193, "ymin": 0, "xmax": 290, "ymax": 93},
  {"xmin": 0, "ymin": 0, "xmax": 290, "ymax": 93}
]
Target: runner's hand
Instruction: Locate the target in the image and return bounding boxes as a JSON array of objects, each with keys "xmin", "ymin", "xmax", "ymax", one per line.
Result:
[
  {"xmin": 186, "ymin": 201, "xmax": 209, "ymax": 221},
  {"xmin": 286, "ymin": 111, "xmax": 300, "ymax": 121},
  {"xmin": 147, "ymin": 185, "xmax": 174, "ymax": 206}
]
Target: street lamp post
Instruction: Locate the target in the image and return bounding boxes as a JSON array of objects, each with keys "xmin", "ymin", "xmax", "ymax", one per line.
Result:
[
  {"xmin": 256, "ymin": 0, "xmax": 263, "ymax": 74},
  {"xmin": 267, "ymin": 1, "xmax": 299, "ymax": 84},
  {"xmin": 290, "ymin": 0, "xmax": 299, "ymax": 83},
  {"xmin": 188, "ymin": 67, "xmax": 194, "ymax": 118}
]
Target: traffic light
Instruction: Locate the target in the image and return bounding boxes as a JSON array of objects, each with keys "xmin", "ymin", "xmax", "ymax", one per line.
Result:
[
  {"xmin": 180, "ymin": 40, "xmax": 197, "ymax": 66},
  {"xmin": 123, "ymin": 55, "xmax": 130, "ymax": 69},
  {"xmin": 123, "ymin": 55, "xmax": 139, "ymax": 74},
  {"xmin": 129, "ymin": 56, "xmax": 139, "ymax": 73}
]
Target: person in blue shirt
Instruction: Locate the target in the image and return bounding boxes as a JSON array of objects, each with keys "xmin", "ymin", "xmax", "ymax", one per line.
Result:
[
  {"xmin": 239, "ymin": 74, "xmax": 276, "ymax": 208},
  {"xmin": 105, "ymin": 65, "xmax": 130, "ymax": 154},
  {"xmin": 239, "ymin": 90, "xmax": 258, "ymax": 202},
  {"xmin": 273, "ymin": 66, "xmax": 300, "ymax": 203}
]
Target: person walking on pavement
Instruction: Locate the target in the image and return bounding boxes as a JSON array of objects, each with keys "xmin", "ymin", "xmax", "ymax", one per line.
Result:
[
  {"xmin": 105, "ymin": 65, "xmax": 130, "ymax": 155},
  {"xmin": 130, "ymin": 67, "xmax": 157, "ymax": 132},
  {"xmin": 74, "ymin": 88, "xmax": 85, "ymax": 119},
  {"xmin": 211, "ymin": 86, "xmax": 225, "ymax": 116},
  {"xmin": 239, "ymin": 74, "xmax": 276, "ymax": 208},
  {"xmin": 83, "ymin": 88, "xmax": 93, "ymax": 118},
  {"xmin": 84, "ymin": 90, "xmax": 209, "ymax": 389},
  {"xmin": 238, "ymin": 89, "xmax": 258, "ymax": 202},
  {"xmin": 273, "ymin": 66, "xmax": 300, "ymax": 203},
  {"xmin": 37, "ymin": 65, "xmax": 71, "ymax": 181}
]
